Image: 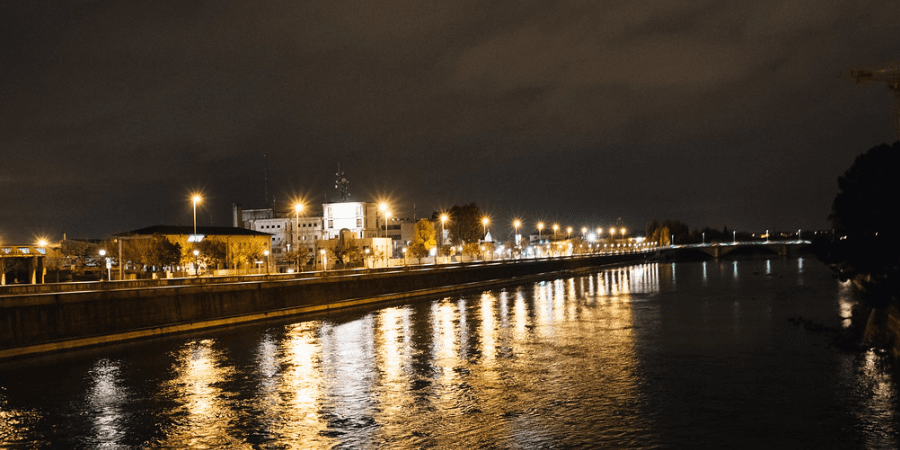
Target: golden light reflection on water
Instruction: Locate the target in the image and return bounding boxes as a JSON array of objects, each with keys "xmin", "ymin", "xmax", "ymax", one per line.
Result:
[
  {"xmin": 7, "ymin": 260, "xmax": 897, "ymax": 448},
  {"xmin": 85, "ymin": 359, "xmax": 127, "ymax": 446},
  {"xmin": 273, "ymin": 322, "xmax": 331, "ymax": 446},
  {"xmin": 157, "ymin": 339, "xmax": 244, "ymax": 448},
  {"xmin": 837, "ymin": 279, "xmax": 855, "ymax": 329},
  {"xmin": 481, "ymin": 292, "xmax": 497, "ymax": 364}
]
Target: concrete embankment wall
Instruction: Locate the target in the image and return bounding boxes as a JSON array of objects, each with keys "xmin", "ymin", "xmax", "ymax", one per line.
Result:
[{"xmin": 0, "ymin": 253, "xmax": 652, "ymax": 359}]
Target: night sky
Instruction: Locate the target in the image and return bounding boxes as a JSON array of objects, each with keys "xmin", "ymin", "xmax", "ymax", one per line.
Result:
[{"xmin": 2, "ymin": 1, "xmax": 899, "ymax": 243}]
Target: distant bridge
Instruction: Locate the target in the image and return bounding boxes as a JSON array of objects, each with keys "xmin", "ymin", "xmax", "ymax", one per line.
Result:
[
  {"xmin": 665, "ymin": 240, "xmax": 811, "ymax": 258},
  {"xmin": 1, "ymin": 245, "xmax": 47, "ymax": 285}
]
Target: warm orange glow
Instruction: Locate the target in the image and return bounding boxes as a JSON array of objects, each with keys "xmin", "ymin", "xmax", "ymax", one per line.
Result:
[
  {"xmin": 192, "ymin": 194, "xmax": 202, "ymax": 205},
  {"xmin": 538, "ymin": 222, "xmax": 544, "ymax": 231},
  {"xmin": 482, "ymin": 217, "xmax": 489, "ymax": 226},
  {"xmin": 379, "ymin": 202, "xmax": 388, "ymax": 212},
  {"xmin": 294, "ymin": 203, "xmax": 304, "ymax": 214}
]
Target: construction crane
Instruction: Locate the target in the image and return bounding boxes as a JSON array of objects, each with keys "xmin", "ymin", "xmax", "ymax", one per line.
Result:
[{"xmin": 851, "ymin": 63, "xmax": 900, "ymax": 142}]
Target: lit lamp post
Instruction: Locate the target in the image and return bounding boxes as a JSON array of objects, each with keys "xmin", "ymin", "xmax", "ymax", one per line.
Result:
[
  {"xmin": 379, "ymin": 203, "xmax": 388, "ymax": 238},
  {"xmin": 99, "ymin": 249, "xmax": 108, "ymax": 281},
  {"xmin": 440, "ymin": 213, "xmax": 448, "ymax": 262},
  {"xmin": 538, "ymin": 222, "xmax": 544, "ymax": 244},
  {"xmin": 482, "ymin": 217, "xmax": 489, "ymax": 241},
  {"xmin": 552, "ymin": 224, "xmax": 559, "ymax": 240},
  {"xmin": 263, "ymin": 250, "xmax": 270, "ymax": 274},
  {"xmin": 192, "ymin": 194, "xmax": 201, "ymax": 236},
  {"xmin": 566, "ymin": 227, "xmax": 572, "ymax": 239},
  {"xmin": 514, "ymin": 219, "xmax": 521, "ymax": 248},
  {"xmin": 294, "ymin": 203, "xmax": 304, "ymax": 271}
]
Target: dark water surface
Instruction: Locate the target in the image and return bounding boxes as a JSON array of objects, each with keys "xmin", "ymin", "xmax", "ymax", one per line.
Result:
[{"xmin": 1, "ymin": 258, "xmax": 898, "ymax": 448}]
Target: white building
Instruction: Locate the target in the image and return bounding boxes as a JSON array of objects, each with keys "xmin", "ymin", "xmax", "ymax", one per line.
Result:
[
  {"xmin": 322, "ymin": 201, "xmax": 379, "ymax": 240},
  {"xmin": 233, "ymin": 204, "xmax": 325, "ymax": 258}
]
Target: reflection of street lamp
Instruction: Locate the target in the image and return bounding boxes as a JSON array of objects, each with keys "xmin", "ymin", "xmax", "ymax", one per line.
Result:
[
  {"xmin": 192, "ymin": 194, "xmax": 202, "ymax": 236},
  {"xmin": 193, "ymin": 249, "xmax": 200, "ymax": 277}
]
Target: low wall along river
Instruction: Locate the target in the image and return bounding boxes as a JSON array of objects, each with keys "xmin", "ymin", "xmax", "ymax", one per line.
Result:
[{"xmin": 0, "ymin": 253, "xmax": 653, "ymax": 359}]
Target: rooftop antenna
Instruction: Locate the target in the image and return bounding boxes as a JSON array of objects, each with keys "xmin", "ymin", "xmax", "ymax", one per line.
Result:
[{"xmin": 335, "ymin": 163, "xmax": 350, "ymax": 202}]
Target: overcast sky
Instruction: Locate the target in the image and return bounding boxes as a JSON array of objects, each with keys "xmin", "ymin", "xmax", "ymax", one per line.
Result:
[{"xmin": 2, "ymin": 1, "xmax": 899, "ymax": 243}]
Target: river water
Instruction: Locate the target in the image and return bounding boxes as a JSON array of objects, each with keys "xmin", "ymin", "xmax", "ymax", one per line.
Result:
[{"xmin": 1, "ymin": 258, "xmax": 898, "ymax": 448}]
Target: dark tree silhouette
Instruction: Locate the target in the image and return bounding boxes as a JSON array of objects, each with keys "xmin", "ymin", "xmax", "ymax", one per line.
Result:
[
  {"xmin": 448, "ymin": 203, "xmax": 483, "ymax": 246},
  {"xmin": 822, "ymin": 141, "xmax": 900, "ymax": 305}
]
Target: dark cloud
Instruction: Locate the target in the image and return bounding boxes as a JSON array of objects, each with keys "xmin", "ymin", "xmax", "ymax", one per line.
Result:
[{"xmin": 2, "ymin": 0, "xmax": 899, "ymax": 242}]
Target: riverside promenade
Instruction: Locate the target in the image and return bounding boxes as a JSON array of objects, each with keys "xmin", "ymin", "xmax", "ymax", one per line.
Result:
[{"xmin": 0, "ymin": 251, "xmax": 656, "ymax": 359}]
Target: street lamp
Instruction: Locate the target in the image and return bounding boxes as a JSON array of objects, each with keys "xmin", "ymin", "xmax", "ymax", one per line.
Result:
[
  {"xmin": 482, "ymin": 217, "xmax": 489, "ymax": 240},
  {"xmin": 440, "ymin": 213, "xmax": 448, "ymax": 260},
  {"xmin": 263, "ymin": 250, "xmax": 269, "ymax": 274},
  {"xmin": 538, "ymin": 222, "xmax": 544, "ymax": 243},
  {"xmin": 513, "ymin": 219, "xmax": 521, "ymax": 247},
  {"xmin": 566, "ymin": 227, "xmax": 572, "ymax": 239},
  {"xmin": 99, "ymin": 249, "xmax": 108, "ymax": 281},
  {"xmin": 552, "ymin": 224, "xmax": 559, "ymax": 240},
  {"xmin": 379, "ymin": 203, "xmax": 388, "ymax": 238},
  {"xmin": 192, "ymin": 194, "xmax": 202, "ymax": 236},
  {"xmin": 294, "ymin": 203, "xmax": 304, "ymax": 271}
]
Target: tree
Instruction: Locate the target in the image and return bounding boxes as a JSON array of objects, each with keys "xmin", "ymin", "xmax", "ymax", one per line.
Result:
[
  {"xmin": 448, "ymin": 203, "xmax": 483, "ymax": 246},
  {"xmin": 822, "ymin": 141, "xmax": 900, "ymax": 293},
  {"xmin": 831, "ymin": 142, "xmax": 900, "ymax": 237},
  {"xmin": 197, "ymin": 238, "xmax": 226, "ymax": 270},
  {"xmin": 331, "ymin": 232, "xmax": 364, "ymax": 268},
  {"xmin": 122, "ymin": 235, "xmax": 181, "ymax": 274},
  {"xmin": 408, "ymin": 219, "xmax": 437, "ymax": 261},
  {"xmin": 646, "ymin": 220, "xmax": 689, "ymax": 245}
]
